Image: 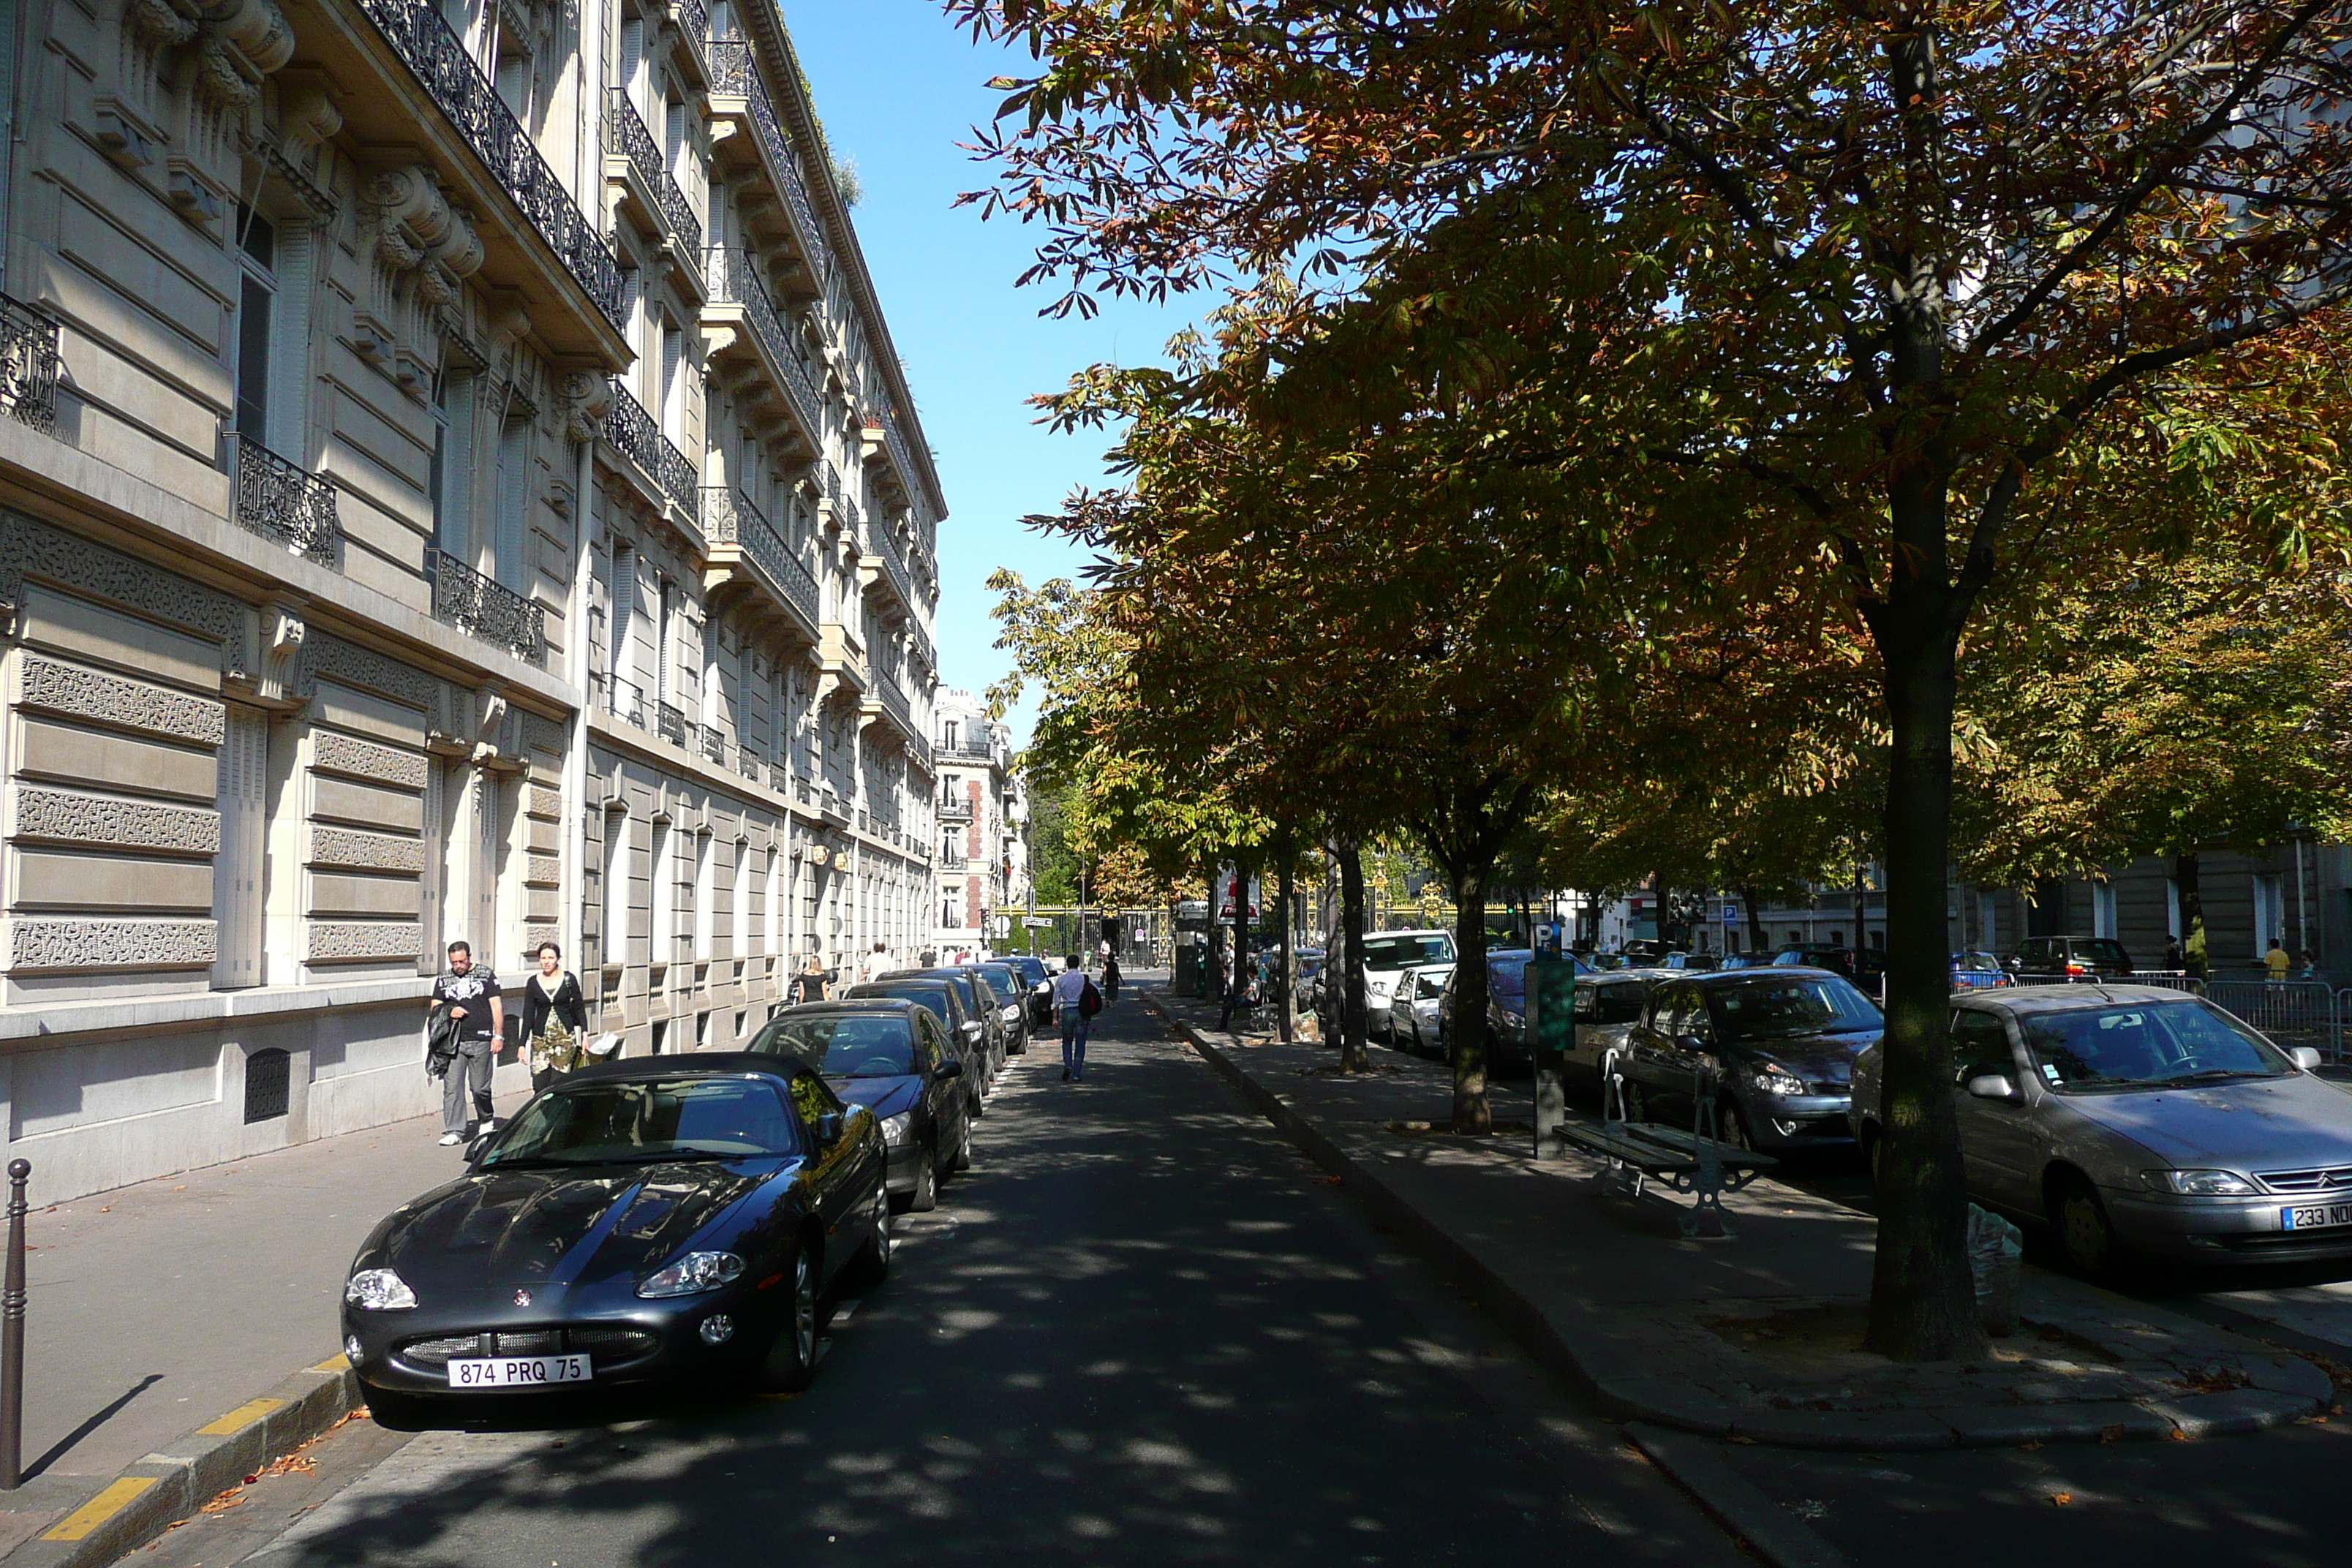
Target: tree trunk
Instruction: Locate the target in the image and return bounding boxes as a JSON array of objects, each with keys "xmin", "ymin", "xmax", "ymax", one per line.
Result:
[
  {"xmin": 2176, "ymin": 852, "xmax": 2206, "ymax": 979},
  {"xmin": 1741, "ymin": 885, "xmax": 1768, "ymax": 956},
  {"xmin": 1339, "ymin": 837, "xmax": 1369, "ymax": 1071},
  {"xmin": 1450, "ymin": 856, "xmax": 1493, "ymax": 1133},
  {"xmin": 1278, "ymin": 856, "xmax": 1296, "ymax": 1044},
  {"xmin": 1855, "ymin": 867, "xmax": 1869, "ymax": 958}
]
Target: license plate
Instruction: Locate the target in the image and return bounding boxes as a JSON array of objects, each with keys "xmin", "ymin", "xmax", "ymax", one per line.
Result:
[
  {"xmin": 2281, "ymin": 1202, "xmax": 2352, "ymax": 1232},
  {"xmin": 446, "ymin": 1354, "xmax": 591, "ymax": 1388}
]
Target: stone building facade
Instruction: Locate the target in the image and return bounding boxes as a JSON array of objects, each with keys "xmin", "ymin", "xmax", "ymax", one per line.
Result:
[
  {"xmin": 0, "ymin": 0, "xmax": 941, "ymax": 1200},
  {"xmin": 930, "ymin": 689, "xmax": 1021, "ymax": 954}
]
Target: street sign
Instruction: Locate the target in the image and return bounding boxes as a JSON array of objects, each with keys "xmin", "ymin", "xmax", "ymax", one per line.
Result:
[
  {"xmin": 1722, "ymin": 905, "xmax": 1738, "ymax": 925},
  {"xmin": 1023, "ymin": 916, "xmax": 1055, "ymax": 928}
]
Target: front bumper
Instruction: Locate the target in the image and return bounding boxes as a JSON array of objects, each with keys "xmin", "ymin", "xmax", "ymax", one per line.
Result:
[
  {"xmin": 2105, "ymin": 1188, "xmax": 2352, "ymax": 1264},
  {"xmin": 1738, "ymin": 1091, "xmax": 1855, "ymax": 1152},
  {"xmin": 345, "ymin": 1289, "xmax": 775, "ymax": 1397},
  {"xmin": 884, "ymin": 1139, "xmax": 924, "ymax": 1194}
]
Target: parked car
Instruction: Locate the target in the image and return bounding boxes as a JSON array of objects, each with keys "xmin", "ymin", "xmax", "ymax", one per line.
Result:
[
  {"xmin": 1771, "ymin": 945, "xmax": 1886, "ymax": 990},
  {"xmin": 753, "ymin": 1001, "xmax": 970, "ymax": 1212},
  {"xmin": 1006, "ymin": 955, "xmax": 1056, "ymax": 1028},
  {"xmin": 1386, "ymin": 963, "xmax": 1455, "ymax": 1053},
  {"xmin": 1434, "ymin": 949, "xmax": 1535, "ymax": 1066},
  {"xmin": 1619, "ymin": 969, "xmax": 1884, "ymax": 1153},
  {"xmin": 834, "ymin": 979, "xmax": 987, "ymax": 1123},
  {"xmin": 976, "ymin": 963, "xmax": 1033, "ymax": 1052},
  {"xmin": 1362, "ymin": 930, "xmax": 1458, "ymax": 1041},
  {"xmin": 342, "ymin": 1053, "xmax": 889, "ymax": 1426},
  {"xmin": 892, "ymin": 969, "xmax": 1008, "ymax": 1079},
  {"xmin": 1951, "ymin": 951, "xmax": 2010, "ymax": 990},
  {"xmin": 1716, "ymin": 953, "xmax": 1767, "ymax": 971},
  {"xmin": 2007, "ymin": 935, "xmax": 2133, "ymax": 981},
  {"xmin": 1851, "ymin": 984, "xmax": 2352, "ymax": 1275},
  {"xmin": 1564, "ymin": 969, "xmax": 1671, "ymax": 1090},
  {"xmin": 1662, "ymin": 951, "xmax": 1721, "ymax": 971}
]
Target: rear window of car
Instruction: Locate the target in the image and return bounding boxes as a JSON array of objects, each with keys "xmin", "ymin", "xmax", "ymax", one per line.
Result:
[
  {"xmin": 1365, "ymin": 934, "xmax": 1455, "ymax": 970},
  {"xmin": 846, "ymin": 983, "xmax": 952, "ymax": 1017},
  {"xmin": 1489, "ymin": 959, "xmax": 1527, "ymax": 999},
  {"xmin": 1596, "ymin": 981, "xmax": 1648, "ymax": 1024},
  {"xmin": 754, "ymin": 1015, "xmax": 916, "ymax": 1077},
  {"xmin": 2070, "ymin": 940, "xmax": 2130, "ymax": 965}
]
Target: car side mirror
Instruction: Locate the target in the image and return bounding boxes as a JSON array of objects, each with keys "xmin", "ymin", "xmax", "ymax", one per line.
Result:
[
  {"xmin": 1966, "ymin": 1073, "xmax": 2021, "ymax": 1102},
  {"xmin": 815, "ymin": 1112, "xmax": 845, "ymax": 1144},
  {"xmin": 935, "ymin": 1059, "xmax": 964, "ymax": 1080},
  {"xmin": 2290, "ymin": 1047, "xmax": 2323, "ymax": 1071},
  {"xmin": 465, "ymin": 1130, "xmax": 498, "ymax": 1164}
]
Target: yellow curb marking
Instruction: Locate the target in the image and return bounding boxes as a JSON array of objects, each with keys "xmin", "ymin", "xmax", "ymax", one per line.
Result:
[
  {"xmin": 44, "ymin": 1477, "xmax": 158, "ymax": 1541},
  {"xmin": 310, "ymin": 1353, "xmax": 352, "ymax": 1373},
  {"xmin": 195, "ymin": 1397, "xmax": 284, "ymax": 1436}
]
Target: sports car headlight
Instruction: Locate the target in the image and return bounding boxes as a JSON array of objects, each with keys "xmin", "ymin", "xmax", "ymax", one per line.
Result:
[
  {"xmin": 638, "ymin": 1251, "xmax": 747, "ymax": 1298},
  {"xmin": 1754, "ymin": 1066, "xmax": 1809, "ymax": 1098},
  {"xmin": 2143, "ymin": 1169, "xmax": 2258, "ymax": 1196},
  {"xmin": 344, "ymin": 1268, "xmax": 418, "ymax": 1311},
  {"xmin": 880, "ymin": 1112, "xmax": 914, "ymax": 1147}
]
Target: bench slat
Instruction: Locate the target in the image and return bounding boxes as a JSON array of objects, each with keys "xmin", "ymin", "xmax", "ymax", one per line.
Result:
[{"xmin": 1618, "ymin": 1121, "xmax": 1779, "ymax": 1169}]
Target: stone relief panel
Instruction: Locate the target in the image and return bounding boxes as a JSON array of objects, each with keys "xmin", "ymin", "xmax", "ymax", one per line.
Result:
[
  {"xmin": 12, "ymin": 788, "xmax": 223, "ymax": 856},
  {"xmin": 312, "ymin": 731, "xmax": 430, "ymax": 791},
  {"xmin": 0, "ymin": 513, "xmax": 246, "ymax": 680},
  {"xmin": 524, "ymin": 922, "xmax": 559, "ymax": 956},
  {"xmin": 525, "ymin": 854, "xmax": 560, "ymax": 887},
  {"xmin": 10, "ymin": 918, "xmax": 217, "ymax": 970},
  {"xmin": 300, "ymin": 633, "xmax": 439, "ymax": 711},
  {"xmin": 527, "ymin": 785, "xmax": 562, "ymax": 818},
  {"xmin": 309, "ymin": 826, "xmax": 427, "ymax": 874},
  {"xmin": 16, "ymin": 657, "xmax": 227, "ymax": 746},
  {"xmin": 308, "ymin": 921, "xmax": 424, "ymax": 962}
]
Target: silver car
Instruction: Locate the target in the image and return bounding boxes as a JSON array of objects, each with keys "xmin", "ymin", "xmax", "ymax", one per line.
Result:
[
  {"xmin": 1564, "ymin": 969, "xmax": 1671, "ymax": 1090},
  {"xmin": 1850, "ymin": 984, "xmax": 2352, "ymax": 1275},
  {"xmin": 1386, "ymin": 963, "xmax": 1454, "ymax": 1054}
]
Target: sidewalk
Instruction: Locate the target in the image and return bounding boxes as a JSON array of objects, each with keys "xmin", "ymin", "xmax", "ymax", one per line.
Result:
[{"xmin": 1150, "ymin": 988, "xmax": 2345, "ymax": 1450}]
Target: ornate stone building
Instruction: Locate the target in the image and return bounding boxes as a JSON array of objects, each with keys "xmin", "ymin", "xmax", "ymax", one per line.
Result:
[
  {"xmin": 0, "ymin": 0, "xmax": 941, "ymax": 1199},
  {"xmin": 930, "ymin": 690, "xmax": 1021, "ymax": 955}
]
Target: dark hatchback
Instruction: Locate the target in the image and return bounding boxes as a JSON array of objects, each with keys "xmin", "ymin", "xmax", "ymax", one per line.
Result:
[
  {"xmin": 2008, "ymin": 935, "xmax": 2133, "ymax": 981},
  {"xmin": 751, "ymin": 1000, "xmax": 969, "ymax": 1213},
  {"xmin": 891, "ymin": 969, "xmax": 1009, "ymax": 1078},
  {"xmin": 1006, "ymin": 954, "xmax": 1056, "ymax": 1028},
  {"xmin": 975, "ymin": 962, "xmax": 1033, "ymax": 1052},
  {"xmin": 837, "ymin": 979, "xmax": 989, "ymax": 1119},
  {"xmin": 342, "ymin": 1055, "xmax": 889, "ymax": 1426},
  {"xmin": 1771, "ymin": 944, "xmax": 1886, "ymax": 989},
  {"xmin": 1619, "ymin": 969, "xmax": 1883, "ymax": 1155},
  {"xmin": 1436, "ymin": 949, "xmax": 1536, "ymax": 1067}
]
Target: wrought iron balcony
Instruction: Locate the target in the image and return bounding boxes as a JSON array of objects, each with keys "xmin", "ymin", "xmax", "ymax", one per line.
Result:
[
  {"xmin": 228, "ymin": 434, "xmax": 340, "ymax": 567},
  {"xmin": 864, "ymin": 529, "xmax": 914, "ymax": 611},
  {"xmin": 597, "ymin": 671, "xmax": 647, "ymax": 728},
  {"xmin": 705, "ymin": 39, "xmax": 834, "ymax": 282},
  {"xmin": 867, "ymin": 407, "xmax": 920, "ymax": 500},
  {"xmin": 657, "ymin": 701, "xmax": 689, "ymax": 747},
  {"xmin": 875, "ymin": 669, "xmax": 913, "ymax": 736},
  {"xmin": 604, "ymin": 380, "xmax": 697, "ymax": 510},
  {"xmin": 604, "ymin": 89, "xmax": 702, "ymax": 255},
  {"xmin": 350, "ymin": 0, "xmax": 625, "ymax": 331},
  {"xmin": 938, "ymin": 793, "xmax": 973, "ymax": 821},
  {"xmin": 736, "ymin": 745, "xmax": 764, "ymax": 784},
  {"xmin": 698, "ymin": 723, "xmax": 728, "ymax": 764},
  {"xmin": 0, "ymin": 295, "xmax": 60, "ymax": 434},
  {"xmin": 425, "ymin": 546, "xmax": 545, "ymax": 663},
  {"xmin": 701, "ymin": 486, "xmax": 818, "ymax": 627},
  {"xmin": 794, "ymin": 776, "xmax": 813, "ymax": 806},
  {"xmin": 701, "ymin": 247, "xmax": 823, "ymax": 441}
]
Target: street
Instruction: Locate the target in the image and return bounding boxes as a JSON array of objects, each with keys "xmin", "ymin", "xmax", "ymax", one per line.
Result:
[{"xmin": 119, "ymin": 995, "xmax": 1743, "ymax": 1568}]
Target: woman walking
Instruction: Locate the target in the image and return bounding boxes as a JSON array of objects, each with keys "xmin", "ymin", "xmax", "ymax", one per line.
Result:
[
  {"xmin": 521, "ymin": 941, "xmax": 589, "ymax": 1091},
  {"xmin": 788, "ymin": 954, "xmax": 829, "ymax": 1006}
]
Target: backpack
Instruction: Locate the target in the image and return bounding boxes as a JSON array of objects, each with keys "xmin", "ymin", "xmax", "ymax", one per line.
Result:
[{"xmin": 1079, "ymin": 979, "xmax": 1103, "ymax": 1018}]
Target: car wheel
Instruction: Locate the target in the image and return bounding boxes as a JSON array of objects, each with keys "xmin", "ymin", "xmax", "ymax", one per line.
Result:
[
  {"xmin": 358, "ymin": 1384, "xmax": 438, "ymax": 1432},
  {"xmin": 851, "ymin": 1184, "xmax": 892, "ymax": 1285},
  {"xmin": 2053, "ymin": 1175, "xmax": 2119, "ymax": 1280},
  {"xmin": 1718, "ymin": 1098, "xmax": 1754, "ymax": 1151},
  {"xmin": 1861, "ymin": 1125, "xmax": 1885, "ymax": 1190},
  {"xmin": 909, "ymin": 1143, "xmax": 939, "ymax": 1213},
  {"xmin": 951, "ymin": 1113, "xmax": 973, "ymax": 1172},
  {"xmin": 755, "ymin": 1246, "xmax": 819, "ymax": 1394}
]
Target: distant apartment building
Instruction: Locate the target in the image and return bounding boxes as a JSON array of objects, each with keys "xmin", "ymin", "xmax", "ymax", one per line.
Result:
[
  {"xmin": 930, "ymin": 691, "xmax": 1022, "ymax": 954},
  {"xmin": 0, "ymin": 0, "xmax": 942, "ymax": 1199}
]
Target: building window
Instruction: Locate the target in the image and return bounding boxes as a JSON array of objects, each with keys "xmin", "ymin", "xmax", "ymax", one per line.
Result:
[
  {"xmin": 601, "ymin": 809, "xmax": 630, "ymax": 970},
  {"xmin": 653, "ymin": 818, "xmax": 677, "ymax": 968},
  {"xmin": 2253, "ymin": 874, "xmax": 2285, "ymax": 957},
  {"xmin": 2092, "ymin": 881, "xmax": 2117, "ymax": 940},
  {"xmin": 233, "ymin": 209, "xmax": 275, "ymax": 447}
]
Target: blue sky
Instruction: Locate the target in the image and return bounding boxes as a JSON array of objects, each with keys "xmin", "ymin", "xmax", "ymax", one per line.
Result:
[{"xmin": 780, "ymin": 2, "xmax": 1198, "ymax": 746}]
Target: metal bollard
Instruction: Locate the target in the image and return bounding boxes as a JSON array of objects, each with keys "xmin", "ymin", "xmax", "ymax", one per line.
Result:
[{"xmin": 1, "ymin": 1158, "xmax": 27, "ymax": 1490}]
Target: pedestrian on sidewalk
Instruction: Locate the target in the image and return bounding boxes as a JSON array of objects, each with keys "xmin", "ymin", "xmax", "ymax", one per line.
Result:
[
  {"xmin": 521, "ymin": 940, "xmax": 589, "ymax": 1091},
  {"xmin": 2163, "ymin": 936, "xmax": 2184, "ymax": 972},
  {"xmin": 1218, "ymin": 948, "xmax": 1254, "ymax": 1031},
  {"xmin": 789, "ymin": 954, "xmax": 830, "ymax": 1006},
  {"xmin": 867, "ymin": 939, "xmax": 890, "ymax": 984},
  {"xmin": 1055, "ymin": 953, "xmax": 1098, "ymax": 1081},
  {"xmin": 2266, "ymin": 936, "xmax": 2292, "ymax": 983},
  {"xmin": 428, "ymin": 940, "xmax": 502, "ymax": 1147}
]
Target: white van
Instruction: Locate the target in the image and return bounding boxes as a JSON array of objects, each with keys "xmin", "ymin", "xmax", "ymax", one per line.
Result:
[{"xmin": 1361, "ymin": 930, "xmax": 1457, "ymax": 1041}]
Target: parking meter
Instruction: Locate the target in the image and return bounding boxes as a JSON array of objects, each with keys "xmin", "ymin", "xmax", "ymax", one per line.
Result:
[{"xmin": 1526, "ymin": 950, "xmax": 1578, "ymax": 1159}]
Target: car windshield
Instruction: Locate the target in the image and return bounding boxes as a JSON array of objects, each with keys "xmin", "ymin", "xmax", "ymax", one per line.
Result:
[
  {"xmin": 1365, "ymin": 935, "xmax": 1454, "ymax": 971},
  {"xmin": 1011, "ymin": 959, "xmax": 1048, "ymax": 984},
  {"xmin": 979, "ymin": 966, "xmax": 1020, "ymax": 997},
  {"xmin": 925, "ymin": 973, "xmax": 979, "ymax": 1011},
  {"xmin": 480, "ymin": 1078, "xmax": 799, "ymax": 1166},
  {"xmin": 753, "ymin": 1015, "xmax": 916, "ymax": 1077},
  {"xmin": 1714, "ymin": 977, "xmax": 1882, "ymax": 1041},
  {"xmin": 2021, "ymin": 1001, "xmax": 2290, "ymax": 1092},
  {"xmin": 1490, "ymin": 960, "xmax": 1528, "ymax": 999}
]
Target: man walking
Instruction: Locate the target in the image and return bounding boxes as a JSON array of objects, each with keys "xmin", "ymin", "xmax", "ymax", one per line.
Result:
[
  {"xmin": 429, "ymin": 940, "xmax": 504, "ymax": 1147},
  {"xmin": 1054, "ymin": 952, "xmax": 1094, "ymax": 1082}
]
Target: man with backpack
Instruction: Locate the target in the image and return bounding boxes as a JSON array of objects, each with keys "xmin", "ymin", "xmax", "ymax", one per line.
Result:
[{"xmin": 1054, "ymin": 952, "xmax": 1101, "ymax": 1082}]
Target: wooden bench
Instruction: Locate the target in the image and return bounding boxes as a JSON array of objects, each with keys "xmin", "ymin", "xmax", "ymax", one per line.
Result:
[{"xmin": 1556, "ymin": 1051, "xmax": 1778, "ymax": 1237}]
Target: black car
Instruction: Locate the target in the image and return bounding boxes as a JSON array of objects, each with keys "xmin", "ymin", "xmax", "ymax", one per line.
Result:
[
  {"xmin": 2007, "ymin": 935, "xmax": 2133, "ymax": 981},
  {"xmin": 1618, "ymin": 969, "xmax": 1883, "ymax": 1154},
  {"xmin": 1770, "ymin": 944, "xmax": 1885, "ymax": 989},
  {"xmin": 752, "ymin": 1001, "xmax": 969, "ymax": 1213},
  {"xmin": 1006, "ymin": 954, "xmax": 1056, "ymax": 1028},
  {"xmin": 838, "ymin": 979, "xmax": 989, "ymax": 1120},
  {"xmin": 1435, "ymin": 949, "xmax": 1536, "ymax": 1068},
  {"xmin": 976, "ymin": 962, "xmax": 1033, "ymax": 1053},
  {"xmin": 886, "ymin": 969, "xmax": 1006, "ymax": 1086},
  {"xmin": 341, "ymin": 1054, "xmax": 889, "ymax": 1427}
]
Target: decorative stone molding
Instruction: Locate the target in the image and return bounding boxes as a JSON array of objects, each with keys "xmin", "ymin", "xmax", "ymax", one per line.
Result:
[
  {"xmin": 234, "ymin": 601, "xmax": 309, "ymax": 709},
  {"xmin": 525, "ymin": 853, "xmax": 560, "ymax": 887},
  {"xmin": 309, "ymin": 921, "xmax": 423, "ymax": 962},
  {"xmin": 301, "ymin": 632, "xmax": 438, "ymax": 711},
  {"xmin": 520, "ymin": 712, "xmax": 567, "ymax": 758},
  {"xmin": 313, "ymin": 731, "xmax": 429, "ymax": 790},
  {"xmin": 0, "ymin": 512, "xmax": 246, "ymax": 680},
  {"xmin": 557, "ymin": 371, "xmax": 612, "ymax": 444},
  {"xmin": 18, "ymin": 656, "xmax": 227, "ymax": 746},
  {"xmin": 192, "ymin": 0, "xmax": 295, "ymax": 109},
  {"xmin": 309, "ymin": 826, "xmax": 427, "ymax": 873},
  {"xmin": 10, "ymin": 918, "xmax": 217, "ymax": 970},
  {"xmin": 475, "ymin": 687, "xmax": 508, "ymax": 745},
  {"xmin": 363, "ymin": 162, "xmax": 486, "ymax": 283},
  {"xmin": 12, "ymin": 788, "xmax": 222, "ymax": 854},
  {"xmin": 524, "ymin": 922, "xmax": 559, "ymax": 957},
  {"xmin": 527, "ymin": 785, "xmax": 562, "ymax": 818}
]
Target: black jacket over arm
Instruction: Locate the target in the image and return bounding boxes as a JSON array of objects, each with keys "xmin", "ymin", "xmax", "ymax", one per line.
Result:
[{"xmin": 520, "ymin": 973, "xmax": 588, "ymax": 1041}]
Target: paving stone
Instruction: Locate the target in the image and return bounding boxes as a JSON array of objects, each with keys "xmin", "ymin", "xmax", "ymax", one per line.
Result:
[
  {"xmin": 2145, "ymin": 1387, "xmax": 2323, "ymax": 1439},
  {"xmin": 2243, "ymin": 1354, "xmax": 2335, "ymax": 1403},
  {"xmin": 1941, "ymin": 1399, "xmax": 2170, "ymax": 1447}
]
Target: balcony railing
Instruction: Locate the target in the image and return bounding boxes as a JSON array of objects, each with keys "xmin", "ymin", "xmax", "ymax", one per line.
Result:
[
  {"xmin": 867, "ymin": 407, "xmax": 920, "ymax": 497},
  {"xmin": 228, "ymin": 433, "xmax": 340, "ymax": 567},
  {"xmin": 597, "ymin": 671, "xmax": 647, "ymax": 728},
  {"xmin": 657, "ymin": 701, "xmax": 688, "ymax": 747},
  {"xmin": 876, "ymin": 669, "xmax": 912, "ymax": 733},
  {"xmin": 867, "ymin": 529, "xmax": 913, "ymax": 609},
  {"xmin": 794, "ymin": 776, "xmax": 813, "ymax": 806},
  {"xmin": 736, "ymin": 745, "xmax": 763, "ymax": 784},
  {"xmin": 938, "ymin": 794, "xmax": 973, "ymax": 821},
  {"xmin": 701, "ymin": 486, "xmax": 818, "ymax": 626},
  {"xmin": 705, "ymin": 38, "xmax": 834, "ymax": 282},
  {"xmin": 701, "ymin": 247, "xmax": 822, "ymax": 439},
  {"xmin": 698, "ymin": 723, "xmax": 728, "ymax": 764},
  {"xmin": 352, "ymin": 0, "xmax": 625, "ymax": 331},
  {"xmin": 426, "ymin": 546, "xmax": 545, "ymax": 663},
  {"xmin": 605, "ymin": 89, "xmax": 702, "ymax": 255},
  {"xmin": 604, "ymin": 380, "xmax": 697, "ymax": 510},
  {"xmin": 1, "ymin": 295, "xmax": 60, "ymax": 434}
]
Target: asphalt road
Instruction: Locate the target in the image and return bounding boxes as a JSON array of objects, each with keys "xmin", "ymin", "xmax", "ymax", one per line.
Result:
[{"xmin": 123, "ymin": 994, "xmax": 1746, "ymax": 1568}]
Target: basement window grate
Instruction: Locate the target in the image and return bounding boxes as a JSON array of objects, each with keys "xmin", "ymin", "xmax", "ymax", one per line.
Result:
[{"xmin": 244, "ymin": 1047, "xmax": 290, "ymax": 1123}]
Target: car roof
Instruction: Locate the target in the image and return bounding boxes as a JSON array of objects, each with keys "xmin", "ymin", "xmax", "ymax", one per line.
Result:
[
  {"xmin": 1960, "ymin": 983, "xmax": 2195, "ymax": 1014},
  {"xmin": 564, "ymin": 1052, "xmax": 804, "ymax": 1085},
  {"xmin": 1693, "ymin": 967, "xmax": 1848, "ymax": 985},
  {"xmin": 1365, "ymin": 928, "xmax": 1451, "ymax": 939},
  {"xmin": 801, "ymin": 997, "xmax": 919, "ymax": 1013}
]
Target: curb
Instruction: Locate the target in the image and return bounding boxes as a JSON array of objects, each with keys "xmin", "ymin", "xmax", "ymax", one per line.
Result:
[
  {"xmin": 1624, "ymin": 1423, "xmax": 1847, "ymax": 1568},
  {"xmin": 1147, "ymin": 991, "xmax": 2329, "ymax": 1452},
  {"xmin": 0, "ymin": 1353, "xmax": 361, "ymax": 1568}
]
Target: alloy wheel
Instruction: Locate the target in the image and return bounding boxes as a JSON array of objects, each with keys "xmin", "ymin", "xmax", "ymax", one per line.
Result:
[
  {"xmin": 2057, "ymin": 1183, "xmax": 2116, "ymax": 1278},
  {"xmin": 911, "ymin": 1142, "xmax": 939, "ymax": 1212}
]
